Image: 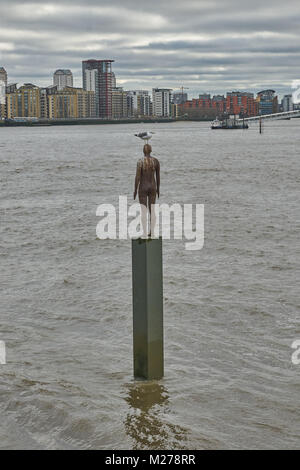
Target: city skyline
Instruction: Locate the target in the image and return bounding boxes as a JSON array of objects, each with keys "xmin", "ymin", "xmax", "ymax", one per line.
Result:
[
  {"xmin": 0, "ymin": 62, "xmax": 296, "ymax": 102},
  {"xmin": 3, "ymin": 76, "xmax": 289, "ymax": 121},
  {"xmin": 0, "ymin": 0, "xmax": 300, "ymax": 98}
]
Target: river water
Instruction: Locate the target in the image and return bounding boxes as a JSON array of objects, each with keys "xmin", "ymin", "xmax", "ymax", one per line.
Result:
[{"xmin": 0, "ymin": 121, "xmax": 299, "ymax": 449}]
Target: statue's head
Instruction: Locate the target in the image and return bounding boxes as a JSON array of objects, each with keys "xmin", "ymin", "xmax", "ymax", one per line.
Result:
[{"xmin": 143, "ymin": 144, "xmax": 152, "ymax": 156}]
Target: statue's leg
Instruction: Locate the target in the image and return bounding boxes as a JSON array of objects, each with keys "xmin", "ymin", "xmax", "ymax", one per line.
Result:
[
  {"xmin": 149, "ymin": 192, "xmax": 157, "ymax": 237},
  {"xmin": 139, "ymin": 193, "xmax": 148, "ymax": 238}
]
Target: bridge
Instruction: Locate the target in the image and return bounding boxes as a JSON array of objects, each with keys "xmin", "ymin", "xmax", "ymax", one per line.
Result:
[{"xmin": 237, "ymin": 109, "xmax": 300, "ymax": 123}]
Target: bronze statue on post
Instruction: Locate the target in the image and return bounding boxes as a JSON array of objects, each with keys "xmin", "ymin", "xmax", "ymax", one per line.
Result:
[
  {"xmin": 132, "ymin": 139, "xmax": 164, "ymax": 380},
  {"xmin": 134, "ymin": 144, "xmax": 160, "ymax": 237}
]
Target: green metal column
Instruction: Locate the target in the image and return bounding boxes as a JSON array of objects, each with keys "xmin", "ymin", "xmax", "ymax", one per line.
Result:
[{"xmin": 132, "ymin": 237, "xmax": 164, "ymax": 380}]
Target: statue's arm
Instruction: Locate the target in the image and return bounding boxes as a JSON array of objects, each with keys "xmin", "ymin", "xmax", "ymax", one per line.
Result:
[
  {"xmin": 134, "ymin": 161, "xmax": 141, "ymax": 200},
  {"xmin": 156, "ymin": 160, "xmax": 160, "ymax": 198}
]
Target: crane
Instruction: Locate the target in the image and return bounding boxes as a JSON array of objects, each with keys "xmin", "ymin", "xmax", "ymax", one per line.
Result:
[{"xmin": 174, "ymin": 86, "xmax": 189, "ymax": 104}]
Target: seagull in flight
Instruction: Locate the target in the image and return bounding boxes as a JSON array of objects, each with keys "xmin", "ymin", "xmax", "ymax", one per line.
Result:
[{"xmin": 134, "ymin": 131, "xmax": 154, "ymax": 144}]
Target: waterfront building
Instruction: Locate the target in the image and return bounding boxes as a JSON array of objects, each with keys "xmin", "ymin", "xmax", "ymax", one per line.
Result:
[
  {"xmin": 111, "ymin": 72, "xmax": 116, "ymax": 90},
  {"xmin": 138, "ymin": 92, "xmax": 152, "ymax": 117},
  {"xmin": 226, "ymin": 91, "xmax": 258, "ymax": 117},
  {"xmin": 212, "ymin": 95, "xmax": 225, "ymax": 101},
  {"xmin": 282, "ymin": 94, "xmax": 293, "ymax": 112},
  {"xmin": 199, "ymin": 93, "xmax": 211, "ymax": 100},
  {"xmin": 53, "ymin": 69, "xmax": 73, "ymax": 91},
  {"xmin": 172, "ymin": 92, "xmax": 188, "ymax": 105},
  {"xmin": 40, "ymin": 85, "xmax": 58, "ymax": 119},
  {"xmin": 6, "ymin": 83, "xmax": 17, "ymax": 94},
  {"xmin": 152, "ymin": 88, "xmax": 172, "ymax": 117},
  {"xmin": 0, "ymin": 66, "xmax": 7, "ymax": 85},
  {"xmin": 84, "ymin": 68, "xmax": 99, "ymax": 117},
  {"xmin": 179, "ymin": 92, "xmax": 257, "ymax": 118},
  {"xmin": 177, "ymin": 94, "xmax": 226, "ymax": 118},
  {"xmin": 171, "ymin": 103, "xmax": 179, "ymax": 118},
  {"xmin": 198, "ymin": 93, "xmax": 213, "ymax": 111},
  {"xmin": 211, "ymin": 95, "xmax": 226, "ymax": 114},
  {"xmin": 82, "ymin": 59, "xmax": 115, "ymax": 118},
  {"xmin": 127, "ymin": 90, "xmax": 152, "ymax": 117},
  {"xmin": 48, "ymin": 86, "xmax": 96, "ymax": 119},
  {"xmin": 256, "ymin": 90, "xmax": 278, "ymax": 115},
  {"xmin": 0, "ymin": 89, "xmax": 5, "ymax": 119},
  {"xmin": 112, "ymin": 87, "xmax": 128, "ymax": 119},
  {"xmin": 0, "ymin": 67, "xmax": 8, "ymax": 119},
  {"xmin": 6, "ymin": 83, "xmax": 41, "ymax": 119}
]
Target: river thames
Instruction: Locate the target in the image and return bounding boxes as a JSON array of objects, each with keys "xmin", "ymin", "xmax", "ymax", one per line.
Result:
[{"xmin": 0, "ymin": 121, "xmax": 299, "ymax": 449}]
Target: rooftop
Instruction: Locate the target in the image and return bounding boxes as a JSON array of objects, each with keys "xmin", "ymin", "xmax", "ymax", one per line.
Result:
[
  {"xmin": 54, "ymin": 69, "xmax": 73, "ymax": 75},
  {"xmin": 83, "ymin": 59, "xmax": 114, "ymax": 63}
]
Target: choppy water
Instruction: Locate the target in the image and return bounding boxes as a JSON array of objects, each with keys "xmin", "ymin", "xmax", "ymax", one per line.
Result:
[{"xmin": 0, "ymin": 121, "xmax": 299, "ymax": 450}]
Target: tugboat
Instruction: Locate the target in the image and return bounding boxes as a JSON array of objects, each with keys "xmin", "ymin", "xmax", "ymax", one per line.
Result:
[
  {"xmin": 211, "ymin": 115, "xmax": 248, "ymax": 129},
  {"xmin": 211, "ymin": 119, "xmax": 223, "ymax": 129}
]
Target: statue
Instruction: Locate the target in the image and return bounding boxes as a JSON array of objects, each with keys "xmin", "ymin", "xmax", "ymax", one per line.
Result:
[{"xmin": 133, "ymin": 144, "xmax": 160, "ymax": 237}]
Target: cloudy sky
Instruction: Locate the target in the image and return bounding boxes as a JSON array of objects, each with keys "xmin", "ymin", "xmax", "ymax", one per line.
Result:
[{"xmin": 0, "ymin": 0, "xmax": 300, "ymax": 97}]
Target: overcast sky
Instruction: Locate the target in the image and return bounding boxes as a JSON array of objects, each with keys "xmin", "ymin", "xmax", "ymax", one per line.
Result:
[{"xmin": 0, "ymin": 0, "xmax": 300, "ymax": 97}]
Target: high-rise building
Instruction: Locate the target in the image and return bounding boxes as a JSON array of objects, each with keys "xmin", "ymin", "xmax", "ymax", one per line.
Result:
[
  {"xmin": 6, "ymin": 83, "xmax": 17, "ymax": 94},
  {"xmin": 172, "ymin": 92, "xmax": 188, "ymax": 105},
  {"xmin": 40, "ymin": 85, "xmax": 57, "ymax": 118},
  {"xmin": 6, "ymin": 83, "xmax": 41, "ymax": 118},
  {"xmin": 282, "ymin": 94, "xmax": 293, "ymax": 112},
  {"xmin": 0, "ymin": 67, "xmax": 7, "ymax": 86},
  {"xmin": 53, "ymin": 69, "xmax": 73, "ymax": 90},
  {"xmin": 137, "ymin": 93, "xmax": 151, "ymax": 117},
  {"xmin": 0, "ymin": 67, "xmax": 7, "ymax": 119},
  {"xmin": 152, "ymin": 88, "xmax": 172, "ymax": 117},
  {"xmin": 6, "ymin": 82, "xmax": 96, "ymax": 120},
  {"xmin": 226, "ymin": 91, "xmax": 258, "ymax": 116},
  {"xmin": 256, "ymin": 90, "xmax": 278, "ymax": 115},
  {"xmin": 84, "ymin": 68, "xmax": 99, "ymax": 116},
  {"xmin": 127, "ymin": 90, "xmax": 151, "ymax": 117},
  {"xmin": 112, "ymin": 87, "xmax": 128, "ymax": 119},
  {"xmin": 48, "ymin": 87, "xmax": 96, "ymax": 119},
  {"xmin": 82, "ymin": 59, "xmax": 115, "ymax": 118},
  {"xmin": 111, "ymin": 72, "xmax": 116, "ymax": 90}
]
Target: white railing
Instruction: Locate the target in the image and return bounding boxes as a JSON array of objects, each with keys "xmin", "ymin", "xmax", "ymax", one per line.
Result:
[{"xmin": 237, "ymin": 110, "xmax": 300, "ymax": 123}]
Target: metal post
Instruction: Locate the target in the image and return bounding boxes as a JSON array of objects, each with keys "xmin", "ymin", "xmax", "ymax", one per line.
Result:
[
  {"xmin": 132, "ymin": 237, "xmax": 164, "ymax": 380},
  {"xmin": 259, "ymin": 116, "xmax": 262, "ymax": 134}
]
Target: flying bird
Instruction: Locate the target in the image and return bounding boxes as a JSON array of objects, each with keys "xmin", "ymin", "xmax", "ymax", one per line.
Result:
[{"xmin": 134, "ymin": 131, "xmax": 154, "ymax": 144}]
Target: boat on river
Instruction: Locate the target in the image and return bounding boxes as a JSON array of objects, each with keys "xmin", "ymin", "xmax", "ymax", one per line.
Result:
[{"xmin": 211, "ymin": 117, "xmax": 249, "ymax": 129}]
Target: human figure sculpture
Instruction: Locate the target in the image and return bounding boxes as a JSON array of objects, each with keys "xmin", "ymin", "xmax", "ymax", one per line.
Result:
[{"xmin": 134, "ymin": 144, "xmax": 160, "ymax": 237}]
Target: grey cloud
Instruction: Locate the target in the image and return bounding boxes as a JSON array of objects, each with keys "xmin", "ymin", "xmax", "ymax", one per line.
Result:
[{"xmin": 0, "ymin": 0, "xmax": 300, "ymax": 96}]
